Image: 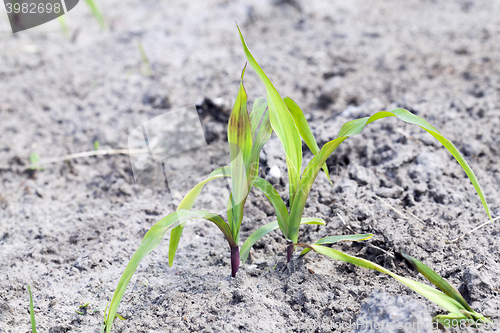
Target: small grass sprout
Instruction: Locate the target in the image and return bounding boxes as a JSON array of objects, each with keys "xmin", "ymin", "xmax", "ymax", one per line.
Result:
[
  {"xmin": 75, "ymin": 302, "xmax": 102, "ymax": 315},
  {"xmin": 75, "ymin": 302, "xmax": 90, "ymax": 315},
  {"xmin": 28, "ymin": 285, "xmax": 37, "ymax": 333},
  {"xmin": 29, "ymin": 153, "xmax": 42, "ymax": 170},
  {"xmin": 137, "ymin": 40, "xmax": 152, "ymax": 77},
  {"xmin": 237, "ymin": 25, "xmax": 492, "ymax": 262}
]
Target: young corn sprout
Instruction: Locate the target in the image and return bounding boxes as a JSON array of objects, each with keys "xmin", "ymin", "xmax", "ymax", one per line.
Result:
[
  {"xmin": 103, "ymin": 66, "xmax": 323, "ymax": 332},
  {"xmin": 297, "ymin": 244, "xmax": 490, "ymax": 327},
  {"xmin": 237, "ymin": 25, "xmax": 492, "ymax": 262}
]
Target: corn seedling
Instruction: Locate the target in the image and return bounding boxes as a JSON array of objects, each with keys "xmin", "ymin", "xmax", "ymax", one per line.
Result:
[
  {"xmin": 28, "ymin": 285, "xmax": 37, "ymax": 333},
  {"xmin": 237, "ymin": 25, "xmax": 492, "ymax": 262},
  {"xmin": 103, "ymin": 26, "xmax": 493, "ymax": 332},
  {"xmin": 104, "ymin": 66, "xmax": 324, "ymax": 331},
  {"xmin": 75, "ymin": 302, "xmax": 90, "ymax": 315}
]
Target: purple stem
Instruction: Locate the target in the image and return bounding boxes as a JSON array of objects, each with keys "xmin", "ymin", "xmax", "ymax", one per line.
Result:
[
  {"xmin": 286, "ymin": 242, "xmax": 293, "ymax": 263},
  {"xmin": 230, "ymin": 245, "xmax": 240, "ymax": 277}
]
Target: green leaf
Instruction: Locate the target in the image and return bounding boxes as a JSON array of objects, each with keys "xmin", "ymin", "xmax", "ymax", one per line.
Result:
[
  {"xmin": 238, "ymin": 24, "xmax": 303, "ymax": 207},
  {"xmin": 168, "ymin": 166, "xmax": 230, "ymax": 267},
  {"xmin": 400, "ymin": 252, "xmax": 474, "ymax": 313},
  {"xmin": 253, "ymin": 177, "xmax": 289, "ymax": 238},
  {"xmin": 240, "ymin": 217, "xmax": 326, "ymax": 263},
  {"xmin": 337, "ymin": 109, "xmax": 491, "ymax": 222},
  {"xmin": 249, "ymin": 97, "xmax": 268, "ymax": 141},
  {"xmin": 58, "ymin": 16, "xmax": 69, "ymax": 39},
  {"xmin": 84, "ymin": 0, "xmax": 106, "ymax": 30},
  {"xmin": 226, "ymin": 192, "xmax": 234, "ymax": 228},
  {"xmin": 228, "ymin": 65, "xmax": 253, "ymax": 240},
  {"xmin": 229, "ymin": 65, "xmax": 253, "ymax": 164},
  {"xmin": 28, "ymin": 285, "xmax": 37, "ymax": 333},
  {"xmin": 247, "ymin": 98, "xmax": 273, "ymax": 188},
  {"xmin": 240, "ymin": 222, "xmax": 277, "ymax": 264},
  {"xmin": 298, "ymin": 217, "xmax": 327, "ymax": 225},
  {"xmin": 284, "ymin": 97, "xmax": 331, "ymax": 184},
  {"xmin": 304, "ymin": 244, "xmax": 466, "ymax": 317},
  {"xmin": 29, "ymin": 153, "xmax": 39, "ymax": 166},
  {"xmin": 299, "ymin": 234, "xmax": 373, "ymax": 256},
  {"xmin": 105, "ymin": 210, "xmax": 233, "ymax": 332},
  {"xmin": 288, "ymin": 137, "xmax": 347, "ymax": 242},
  {"xmin": 288, "ymin": 108, "xmax": 492, "ymax": 243},
  {"xmin": 137, "ymin": 40, "xmax": 152, "ymax": 77}
]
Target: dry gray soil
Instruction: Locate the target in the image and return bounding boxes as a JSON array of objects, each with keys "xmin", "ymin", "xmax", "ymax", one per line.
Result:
[{"xmin": 1, "ymin": 0, "xmax": 499, "ymax": 332}]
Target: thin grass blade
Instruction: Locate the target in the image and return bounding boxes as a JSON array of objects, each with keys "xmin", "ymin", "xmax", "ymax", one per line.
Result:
[
  {"xmin": 28, "ymin": 285, "xmax": 37, "ymax": 333},
  {"xmin": 240, "ymin": 217, "xmax": 326, "ymax": 263},
  {"xmin": 58, "ymin": 16, "xmax": 69, "ymax": 39},
  {"xmin": 84, "ymin": 0, "xmax": 106, "ymax": 29},
  {"xmin": 299, "ymin": 234, "xmax": 373, "ymax": 256},
  {"xmin": 168, "ymin": 166, "xmax": 230, "ymax": 266},
  {"xmin": 105, "ymin": 210, "xmax": 233, "ymax": 332},
  {"xmin": 401, "ymin": 252, "xmax": 474, "ymax": 312},
  {"xmin": 284, "ymin": 97, "xmax": 331, "ymax": 184},
  {"xmin": 237, "ymin": 25, "xmax": 302, "ymax": 207}
]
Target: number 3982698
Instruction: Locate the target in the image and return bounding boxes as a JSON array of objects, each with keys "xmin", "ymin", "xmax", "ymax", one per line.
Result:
[{"xmin": 5, "ymin": 2, "xmax": 61, "ymax": 14}]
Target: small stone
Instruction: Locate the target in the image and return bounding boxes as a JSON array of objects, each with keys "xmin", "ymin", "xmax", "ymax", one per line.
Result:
[
  {"xmin": 355, "ymin": 205, "xmax": 372, "ymax": 221},
  {"xmin": 119, "ymin": 183, "xmax": 134, "ymax": 196},
  {"xmin": 463, "ymin": 266, "xmax": 493, "ymax": 300}
]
